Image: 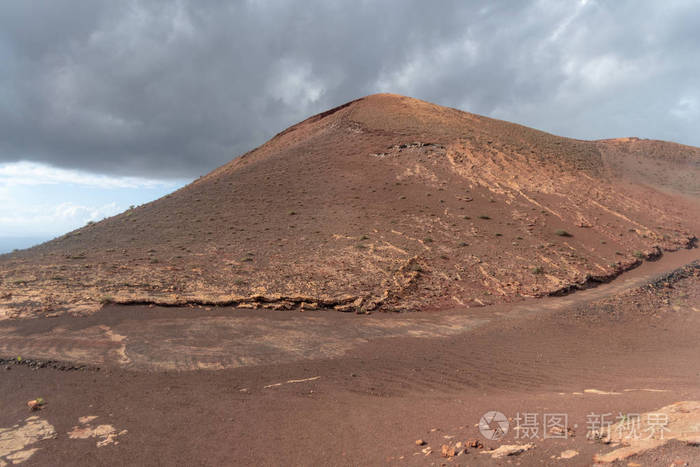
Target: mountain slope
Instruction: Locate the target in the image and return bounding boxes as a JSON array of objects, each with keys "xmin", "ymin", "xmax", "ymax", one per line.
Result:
[{"xmin": 2, "ymin": 93, "xmax": 699, "ymax": 318}]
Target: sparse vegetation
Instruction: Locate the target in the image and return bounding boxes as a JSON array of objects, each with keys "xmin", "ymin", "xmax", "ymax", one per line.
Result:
[
  {"xmin": 100, "ymin": 295, "xmax": 115, "ymax": 305},
  {"xmin": 3, "ymin": 92, "xmax": 696, "ymax": 325}
]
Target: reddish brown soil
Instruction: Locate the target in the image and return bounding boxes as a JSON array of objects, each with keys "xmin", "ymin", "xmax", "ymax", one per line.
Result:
[
  {"xmin": 0, "ymin": 255, "xmax": 698, "ymax": 465},
  {"xmin": 1, "ymin": 94, "xmax": 699, "ymax": 318}
]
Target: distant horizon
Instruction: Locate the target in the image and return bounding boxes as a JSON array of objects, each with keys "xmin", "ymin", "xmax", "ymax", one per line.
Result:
[
  {"xmin": 0, "ymin": 236, "xmax": 51, "ymax": 254},
  {"xmin": 0, "ymin": 161, "xmax": 190, "ymax": 248}
]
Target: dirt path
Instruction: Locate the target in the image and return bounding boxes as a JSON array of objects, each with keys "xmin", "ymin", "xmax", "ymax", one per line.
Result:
[
  {"xmin": 0, "ymin": 249, "xmax": 699, "ymax": 465},
  {"xmin": 1, "ymin": 248, "xmax": 698, "ymax": 372}
]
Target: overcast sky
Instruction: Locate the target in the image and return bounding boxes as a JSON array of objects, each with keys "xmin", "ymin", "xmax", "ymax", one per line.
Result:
[{"xmin": 1, "ymin": 0, "xmax": 699, "ymax": 249}]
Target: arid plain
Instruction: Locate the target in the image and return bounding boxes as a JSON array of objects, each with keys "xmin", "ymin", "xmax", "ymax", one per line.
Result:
[{"xmin": 1, "ymin": 94, "xmax": 699, "ymax": 465}]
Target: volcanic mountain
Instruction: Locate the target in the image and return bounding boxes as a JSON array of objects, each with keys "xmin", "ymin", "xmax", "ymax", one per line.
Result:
[{"xmin": 2, "ymin": 93, "xmax": 699, "ymax": 319}]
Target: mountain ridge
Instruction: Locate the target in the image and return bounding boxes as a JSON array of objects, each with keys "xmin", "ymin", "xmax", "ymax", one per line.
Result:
[{"xmin": 1, "ymin": 93, "xmax": 699, "ymax": 319}]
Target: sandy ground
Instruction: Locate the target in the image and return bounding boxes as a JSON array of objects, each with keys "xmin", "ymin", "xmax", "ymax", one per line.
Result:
[{"xmin": 0, "ymin": 250, "xmax": 699, "ymax": 465}]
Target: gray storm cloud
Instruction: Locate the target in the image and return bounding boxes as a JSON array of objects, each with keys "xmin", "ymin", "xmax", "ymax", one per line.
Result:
[{"xmin": 0, "ymin": 0, "xmax": 698, "ymax": 178}]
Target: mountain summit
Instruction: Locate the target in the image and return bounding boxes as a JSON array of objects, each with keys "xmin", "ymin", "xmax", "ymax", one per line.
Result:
[{"xmin": 2, "ymin": 94, "xmax": 699, "ymax": 318}]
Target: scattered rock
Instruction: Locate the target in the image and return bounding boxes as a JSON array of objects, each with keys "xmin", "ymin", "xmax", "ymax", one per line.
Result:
[
  {"xmin": 593, "ymin": 401, "xmax": 700, "ymax": 463},
  {"xmin": 467, "ymin": 438, "xmax": 484, "ymax": 449},
  {"xmin": 439, "ymin": 440, "xmax": 467, "ymax": 458},
  {"xmin": 0, "ymin": 416, "xmax": 56, "ymax": 463},
  {"xmin": 415, "ymin": 439, "xmax": 425, "ymax": 446},
  {"xmin": 441, "ymin": 444, "xmax": 456, "ymax": 458},
  {"xmin": 0, "ymin": 358, "xmax": 96, "ymax": 372},
  {"xmin": 559, "ymin": 449, "xmax": 578, "ymax": 459},
  {"xmin": 26, "ymin": 398, "xmax": 45, "ymax": 411},
  {"xmin": 549, "ymin": 425, "xmax": 576, "ymax": 437},
  {"xmin": 481, "ymin": 443, "xmax": 534, "ymax": 459},
  {"xmin": 67, "ymin": 416, "xmax": 127, "ymax": 447}
]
